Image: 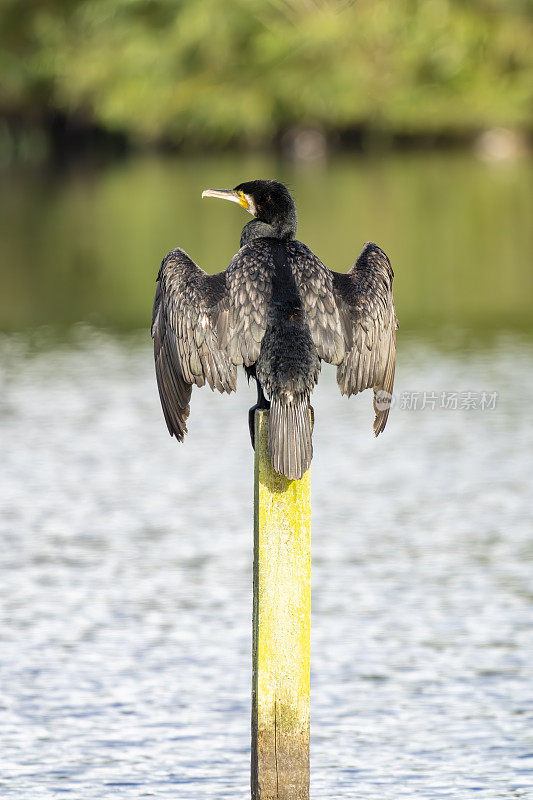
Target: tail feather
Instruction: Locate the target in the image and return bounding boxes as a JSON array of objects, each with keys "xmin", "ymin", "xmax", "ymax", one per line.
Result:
[{"xmin": 268, "ymin": 394, "xmax": 312, "ymax": 480}]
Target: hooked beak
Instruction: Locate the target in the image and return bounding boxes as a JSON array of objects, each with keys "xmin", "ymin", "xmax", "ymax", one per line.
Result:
[{"xmin": 201, "ymin": 188, "xmax": 254, "ymax": 215}]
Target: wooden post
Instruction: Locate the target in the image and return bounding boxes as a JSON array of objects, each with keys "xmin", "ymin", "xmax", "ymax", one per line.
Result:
[{"xmin": 252, "ymin": 409, "xmax": 311, "ymax": 800}]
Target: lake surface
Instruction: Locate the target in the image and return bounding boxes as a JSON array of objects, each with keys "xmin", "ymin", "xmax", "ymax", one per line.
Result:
[
  {"xmin": 1, "ymin": 151, "xmax": 532, "ymax": 335},
  {"xmin": 0, "ymin": 152, "xmax": 532, "ymax": 798}
]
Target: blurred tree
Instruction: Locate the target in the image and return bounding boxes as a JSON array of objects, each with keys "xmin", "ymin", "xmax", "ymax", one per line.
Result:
[{"xmin": 0, "ymin": 0, "xmax": 532, "ymax": 149}]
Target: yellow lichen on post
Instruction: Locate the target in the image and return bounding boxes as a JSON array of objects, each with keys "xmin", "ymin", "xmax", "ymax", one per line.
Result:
[{"xmin": 252, "ymin": 409, "xmax": 311, "ymax": 800}]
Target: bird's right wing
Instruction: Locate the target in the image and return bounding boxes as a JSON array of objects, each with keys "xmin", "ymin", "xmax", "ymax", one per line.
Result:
[
  {"xmin": 288, "ymin": 241, "xmax": 348, "ymax": 365},
  {"xmin": 151, "ymin": 248, "xmax": 237, "ymax": 440},
  {"xmin": 332, "ymin": 242, "xmax": 398, "ymax": 435},
  {"xmin": 289, "ymin": 240, "xmax": 397, "ymax": 435}
]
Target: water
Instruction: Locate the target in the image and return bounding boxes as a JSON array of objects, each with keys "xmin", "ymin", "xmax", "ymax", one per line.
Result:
[
  {"xmin": 0, "ymin": 152, "xmax": 532, "ymax": 334},
  {"xmin": 1, "ymin": 329, "xmax": 531, "ymax": 799},
  {"xmin": 1, "ymin": 152, "xmax": 532, "ymax": 797}
]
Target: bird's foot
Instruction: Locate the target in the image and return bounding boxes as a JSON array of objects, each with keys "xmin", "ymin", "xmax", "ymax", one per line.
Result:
[{"xmin": 248, "ymin": 399, "xmax": 271, "ymax": 449}]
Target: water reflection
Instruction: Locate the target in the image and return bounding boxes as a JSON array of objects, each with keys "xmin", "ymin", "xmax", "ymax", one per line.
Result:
[{"xmin": 1, "ymin": 152, "xmax": 532, "ymax": 335}]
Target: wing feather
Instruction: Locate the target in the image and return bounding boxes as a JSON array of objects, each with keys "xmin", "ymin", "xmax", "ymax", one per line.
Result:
[
  {"xmin": 151, "ymin": 248, "xmax": 237, "ymax": 441},
  {"xmin": 223, "ymin": 241, "xmax": 274, "ymax": 366},
  {"xmin": 287, "ymin": 241, "xmax": 347, "ymax": 365},
  {"xmin": 333, "ymin": 242, "xmax": 398, "ymax": 435},
  {"xmin": 287, "ymin": 239, "xmax": 397, "ymax": 434}
]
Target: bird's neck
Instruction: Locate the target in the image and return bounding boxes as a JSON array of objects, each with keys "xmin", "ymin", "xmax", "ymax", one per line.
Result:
[{"xmin": 240, "ymin": 215, "xmax": 297, "ymax": 247}]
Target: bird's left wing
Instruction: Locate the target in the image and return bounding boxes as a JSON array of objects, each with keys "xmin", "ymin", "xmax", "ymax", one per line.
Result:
[
  {"xmin": 221, "ymin": 240, "xmax": 275, "ymax": 367},
  {"xmin": 151, "ymin": 248, "xmax": 237, "ymax": 440}
]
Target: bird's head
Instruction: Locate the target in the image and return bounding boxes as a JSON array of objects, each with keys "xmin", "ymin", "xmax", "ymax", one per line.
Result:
[{"xmin": 202, "ymin": 179, "xmax": 297, "ymax": 242}]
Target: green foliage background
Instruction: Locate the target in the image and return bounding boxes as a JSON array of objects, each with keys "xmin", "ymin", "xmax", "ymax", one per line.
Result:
[{"xmin": 1, "ymin": 0, "xmax": 532, "ymax": 146}]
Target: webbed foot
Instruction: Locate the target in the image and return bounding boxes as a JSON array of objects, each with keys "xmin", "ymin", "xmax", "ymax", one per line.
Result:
[{"xmin": 248, "ymin": 398, "xmax": 271, "ymax": 449}]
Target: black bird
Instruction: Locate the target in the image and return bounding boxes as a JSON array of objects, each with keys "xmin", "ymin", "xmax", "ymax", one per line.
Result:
[{"xmin": 152, "ymin": 179, "xmax": 397, "ymax": 479}]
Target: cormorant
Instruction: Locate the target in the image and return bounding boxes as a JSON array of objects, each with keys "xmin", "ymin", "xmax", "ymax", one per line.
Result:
[{"xmin": 152, "ymin": 179, "xmax": 397, "ymax": 479}]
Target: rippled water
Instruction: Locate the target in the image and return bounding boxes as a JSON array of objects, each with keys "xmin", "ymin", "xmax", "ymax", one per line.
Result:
[{"xmin": 1, "ymin": 331, "xmax": 531, "ymax": 798}]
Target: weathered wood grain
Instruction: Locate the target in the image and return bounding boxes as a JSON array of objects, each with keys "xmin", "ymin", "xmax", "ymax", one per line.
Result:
[{"xmin": 251, "ymin": 409, "xmax": 311, "ymax": 800}]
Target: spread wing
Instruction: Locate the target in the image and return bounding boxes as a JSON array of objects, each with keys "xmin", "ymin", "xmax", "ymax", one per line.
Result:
[
  {"xmin": 332, "ymin": 242, "xmax": 398, "ymax": 435},
  {"xmin": 220, "ymin": 240, "xmax": 274, "ymax": 367},
  {"xmin": 290, "ymin": 240, "xmax": 397, "ymax": 435},
  {"xmin": 223, "ymin": 239, "xmax": 349, "ymax": 369},
  {"xmin": 288, "ymin": 241, "xmax": 348, "ymax": 365},
  {"xmin": 151, "ymin": 248, "xmax": 237, "ymax": 440}
]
